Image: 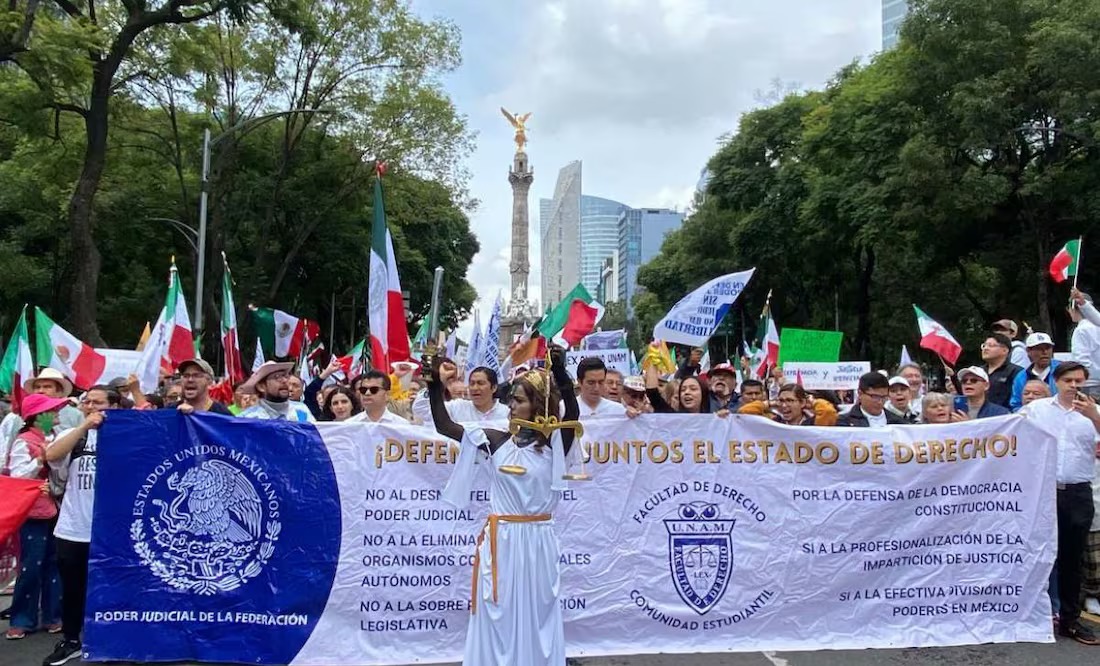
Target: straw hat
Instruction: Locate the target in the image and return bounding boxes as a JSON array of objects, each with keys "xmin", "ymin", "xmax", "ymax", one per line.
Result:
[
  {"xmin": 241, "ymin": 361, "xmax": 294, "ymax": 395},
  {"xmin": 23, "ymin": 368, "xmax": 73, "ymax": 397}
]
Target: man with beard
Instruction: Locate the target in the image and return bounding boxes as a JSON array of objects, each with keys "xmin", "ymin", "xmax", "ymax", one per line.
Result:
[
  {"xmin": 239, "ymin": 361, "xmax": 315, "ymax": 421},
  {"xmin": 705, "ymin": 363, "xmax": 740, "ymax": 412},
  {"xmin": 174, "ymin": 359, "xmax": 233, "ymax": 415}
]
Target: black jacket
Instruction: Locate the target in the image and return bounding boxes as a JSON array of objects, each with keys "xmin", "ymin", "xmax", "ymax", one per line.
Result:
[
  {"xmin": 984, "ymin": 362, "xmax": 1023, "ymax": 409},
  {"xmin": 836, "ymin": 405, "xmax": 908, "ymax": 427}
]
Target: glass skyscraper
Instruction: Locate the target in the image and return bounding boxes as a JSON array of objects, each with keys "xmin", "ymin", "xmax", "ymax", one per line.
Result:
[
  {"xmin": 617, "ymin": 208, "xmax": 685, "ymax": 319},
  {"xmin": 882, "ymin": 0, "xmax": 908, "ymax": 49},
  {"xmin": 580, "ymin": 195, "xmax": 628, "ymax": 298}
]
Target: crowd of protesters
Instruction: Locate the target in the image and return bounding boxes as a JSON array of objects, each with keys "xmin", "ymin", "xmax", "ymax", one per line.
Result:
[{"xmin": 2, "ymin": 289, "xmax": 1100, "ymax": 662}]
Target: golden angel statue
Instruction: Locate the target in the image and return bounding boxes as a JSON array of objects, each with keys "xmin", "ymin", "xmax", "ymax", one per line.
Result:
[{"xmin": 500, "ymin": 107, "xmax": 532, "ymax": 153}]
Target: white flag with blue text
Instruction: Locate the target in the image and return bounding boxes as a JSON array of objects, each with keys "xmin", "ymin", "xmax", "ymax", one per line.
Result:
[{"xmin": 653, "ymin": 268, "xmax": 755, "ymax": 347}]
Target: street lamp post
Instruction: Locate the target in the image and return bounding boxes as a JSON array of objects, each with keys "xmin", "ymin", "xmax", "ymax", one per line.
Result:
[{"xmin": 194, "ymin": 108, "xmax": 332, "ymax": 332}]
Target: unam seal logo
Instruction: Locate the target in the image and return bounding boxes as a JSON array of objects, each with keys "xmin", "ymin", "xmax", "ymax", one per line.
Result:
[
  {"xmin": 131, "ymin": 446, "xmax": 281, "ymax": 596},
  {"xmin": 664, "ymin": 501, "xmax": 735, "ymax": 615}
]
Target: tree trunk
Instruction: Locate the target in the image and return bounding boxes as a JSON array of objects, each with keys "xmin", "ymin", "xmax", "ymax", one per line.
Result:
[
  {"xmin": 1034, "ymin": 225, "xmax": 1053, "ymax": 338},
  {"xmin": 66, "ymin": 73, "xmax": 112, "ymax": 344},
  {"xmin": 853, "ymin": 245, "xmax": 875, "ymax": 360}
]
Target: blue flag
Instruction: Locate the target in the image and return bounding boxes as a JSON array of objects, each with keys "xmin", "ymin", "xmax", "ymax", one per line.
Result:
[
  {"xmin": 482, "ymin": 293, "xmax": 503, "ymax": 375},
  {"xmin": 86, "ymin": 411, "xmax": 341, "ymax": 663}
]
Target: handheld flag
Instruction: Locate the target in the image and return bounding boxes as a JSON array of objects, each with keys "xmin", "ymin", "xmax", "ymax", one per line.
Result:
[
  {"xmin": 0, "ymin": 306, "xmax": 34, "ymax": 412},
  {"xmin": 368, "ymin": 171, "xmax": 411, "ymax": 370},
  {"xmin": 464, "ymin": 308, "xmax": 484, "ymax": 380},
  {"xmin": 35, "ymin": 307, "xmax": 107, "ymax": 390},
  {"xmin": 482, "ymin": 294, "xmax": 503, "ymax": 375},
  {"xmin": 1049, "ymin": 239, "xmax": 1081, "ymax": 283},
  {"xmin": 913, "ymin": 305, "xmax": 962, "ymax": 365},
  {"xmin": 135, "ymin": 260, "xmax": 195, "ymax": 392},
  {"xmin": 252, "ymin": 308, "xmax": 318, "ymax": 360},
  {"xmin": 652, "ymin": 269, "xmax": 755, "ymax": 347},
  {"xmin": 221, "ymin": 255, "xmax": 244, "ymax": 383}
]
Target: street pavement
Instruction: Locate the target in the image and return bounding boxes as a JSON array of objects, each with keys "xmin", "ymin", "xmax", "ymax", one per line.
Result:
[{"xmin": 2, "ymin": 620, "xmax": 1099, "ymax": 666}]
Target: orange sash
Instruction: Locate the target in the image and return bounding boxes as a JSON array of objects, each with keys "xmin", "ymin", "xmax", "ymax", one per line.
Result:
[{"xmin": 470, "ymin": 513, "xmax": 552, "ymax": 614}]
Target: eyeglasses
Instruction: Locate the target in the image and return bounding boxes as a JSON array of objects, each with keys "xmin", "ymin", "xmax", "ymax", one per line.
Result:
[
  {"xmin": 180, "ymin": 372, "xmax": 208, "ymax": 380},
  {"xmin": 862, "ymin": 392, "xmax": 889, "ymax": 402},
  {"xmin": 358, "ymin": 386, "xmax": 383, "ymax": 395},
  {"xmin": 961, "ymin": 377, "xmax": 984, "ymax": 385}
]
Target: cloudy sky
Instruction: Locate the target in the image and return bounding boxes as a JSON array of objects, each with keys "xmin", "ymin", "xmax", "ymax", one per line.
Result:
[{"xmin": 412, "ymin": 0, "xmax": 883, "ymax": 337}]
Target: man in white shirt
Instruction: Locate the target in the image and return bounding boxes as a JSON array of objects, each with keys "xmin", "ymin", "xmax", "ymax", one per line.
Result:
[
  {"xmin": 42, "ymin": 385, "xmax": 121, "ymax": 666},
  {"xmin": 1069, "ymin": 289, "xmax": 1100, "ymax": 398},
  {"xmin": 575, "ymin": 357, "xmax": 625, "ymax": 419},
  {"xmin": 1020, "ymin": 361, "xmax": 1100, "ymax": 645},
  {"xmin": 411, "ymin": 362, "xmax": 508, "ymax": 425},
  {"xmin": 349, "ymin": 370, "xmax": 408, "ymax": 424}
]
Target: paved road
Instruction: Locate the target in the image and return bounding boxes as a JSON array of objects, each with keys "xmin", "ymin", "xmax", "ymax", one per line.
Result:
[{"xmin": 3, "ymin": 625, "xmax": 1099, "ymax": 666}]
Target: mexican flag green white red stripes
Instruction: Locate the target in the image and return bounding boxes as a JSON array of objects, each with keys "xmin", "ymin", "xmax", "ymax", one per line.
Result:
[
  {"xmin": 1049, "ymin": 239, "xmax": 1081, "ymax": 283},
  {"xmin": 368, "ymin": 167, "xmax": 411, "ymax": 370},
  {"xmin": 337, "ymin": 339, "xmax": 367, "ymax": 379},
  {"xmin": 252, "ymin": 307, "xmax": 318, "ymax": 360},
  {"xmin": 135, "ymin": 261, "xmax": 195, "ymax": 392},
  {"xmin": 538, "ymin": 282, "xmax": 603, "ymax": 345},
  {"xmin": 913, "ymin": 305, "xmax": 962, "ymax": 365},
  {"xmin": 0, "ymin": 306, "xmax": 34, "ymax": 411},
  {"xmin": 749, "ymin": 300, "xmax": 780, "ymax": 379},
  {"xmin": 221, "ymin": 255, "xmax": 244, "ymax": 382},
  {"xmin": 34, "ymin": 307, "xmax": 106, "ymax": 390}
]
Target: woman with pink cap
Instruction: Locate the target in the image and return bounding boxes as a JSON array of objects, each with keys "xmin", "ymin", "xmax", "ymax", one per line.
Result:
[{"xmin": 3, "ymin": 394, "xmax": 68, "ymax": 640}]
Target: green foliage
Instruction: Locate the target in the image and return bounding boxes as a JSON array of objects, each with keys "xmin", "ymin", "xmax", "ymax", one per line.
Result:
[{"xmin": 637, "ymin": 0, "xmax": 1100, "ymax": 368}]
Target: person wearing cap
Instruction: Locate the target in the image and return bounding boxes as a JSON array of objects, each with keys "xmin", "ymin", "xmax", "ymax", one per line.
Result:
[
  {"xmin": 1010, "ymin": 332, "xmax": 1061, "ymax": 411},
  {"xmin": 705, "ymin": 363, "xmax": 741, "ymax": 412},
  {"xmin": 836, "ymin": 372, "xmax": 908, "ymax": 427},
  {"xmin": 175, "ymin": 359, "xmax": 233, "ymax": 416},
  {"xmin": 40, "ymin": 385, "xmax": 121, "ymax": 664},
  {"xmin": 574, "ymin": 356, "xmax": 626, "ymax": 419},
  {"xmin": 955, "ymin": 367, "xmax": 1011, "ymax": 420},
  {"xmin": 3, "ymin": 394, "xmax": 68, "ymax": 640},
  {"xmin": 979, "ymin": 333, "xmax": 1023, "ymax": 409},
  {"xmin": 621, "ymin": 376, "xmax": 651, "ymax": 413},
  {"xmin": 1020, "ymin": 361, "xmax": 1100, "ymax": 645},
  {"xmin": 993, "ymin": 319, "xmax": 1029, "ymax": 368},
  {"xmin": 238, "ymin": 362, "xmax": 315, "ymax": 422},
  {"xmin": 0, "ymin": 369, "xmax": 82, "ymax": 451},
  {"xmin": 885, "ymin": 376, "xmax": 918, "ymax": 423}
]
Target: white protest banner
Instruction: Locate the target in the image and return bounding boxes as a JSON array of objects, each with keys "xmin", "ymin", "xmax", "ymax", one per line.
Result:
[
  {"xmin": 88, "ymin": 413, "xmax": 1055, "ymax": 664},
  {"xmin": 565, "ymin": 348, "xmax": 632, "ymax": 379},
  {"xmin": 93, "ymin": 348, "xmax": 143, "ymax": 384},
  {"xmin": 652, "ymin": 268, "xmax": 755, "ymax": 347},
  {"xmin": 782, "ymin": 361, "xmax": 871, "ymax": 390}
]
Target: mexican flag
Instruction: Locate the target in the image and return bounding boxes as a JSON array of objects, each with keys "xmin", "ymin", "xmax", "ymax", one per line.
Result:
[
  {"xmin": 221, "ymin": 258, "xmax": 244, "ymax": 383},
  {"xmin": 749, "ymin": 305, "xmax": 780, "ymax": 378},
  {"xmin": 252, "ymin": 308, "xmax": 318, "ymax": 360},
  {"xmin": 338, "ymin": 339, "xmax": 367, "ymax": 379},
  {"xmin": 34, "ymin": 307, "xmax": 106, "ymax": 390},
  {"xmin": 0, "ymin": 306, "xmax": 34, "ymax": 411},
  {"xmin": 914, "ymin": 305, "xmax": 962, "ymax": 365},
  {"xmin": 135, "ymin": 262, "xmax": 195, "ymax": 392},
  {"xmin": 1049, "ymin": 239, "xmax": 1081, "ymax": 283},
  {"xmin": 368, "ymin": 171, "xmax": 411, "ymax": 370},
  {"xmin": 539, "ymin": 282, "xmax": 603, "ymax": 344}
]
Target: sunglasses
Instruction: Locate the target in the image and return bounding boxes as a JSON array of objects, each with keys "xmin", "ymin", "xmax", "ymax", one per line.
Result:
[
  {"xmin": 961, "ymin": 377, "xmax": 984, "ymax": 385},
  {"xmin": 358, "ymin": 386, "xmax": 383, "ymax": 395}
]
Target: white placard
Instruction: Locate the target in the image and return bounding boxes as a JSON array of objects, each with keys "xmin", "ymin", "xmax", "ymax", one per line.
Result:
[{"xmin": 782, "ymin": 362, "xmax": 872, "ymax": 390}]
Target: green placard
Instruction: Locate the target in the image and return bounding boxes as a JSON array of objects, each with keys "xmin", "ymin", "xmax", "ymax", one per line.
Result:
[{"xmin": 778, "ymin": 328, "xmax": 843, "ymax": 363}]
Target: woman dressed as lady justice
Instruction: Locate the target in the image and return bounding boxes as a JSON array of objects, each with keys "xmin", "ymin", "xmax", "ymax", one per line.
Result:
[{"xmin": 426, "ymin": 343, "xmax": 581, "ymax": 665}]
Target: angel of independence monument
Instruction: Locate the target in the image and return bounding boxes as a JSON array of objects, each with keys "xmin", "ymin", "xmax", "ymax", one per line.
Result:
[{"xmin": 499, "ymin": 107, "xmax": 540, "ymax": 346}]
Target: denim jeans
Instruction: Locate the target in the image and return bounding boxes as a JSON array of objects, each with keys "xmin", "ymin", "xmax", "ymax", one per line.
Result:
[{"xmin": 9, "ymin": 519, "xmax": 61, "ymax": 631}]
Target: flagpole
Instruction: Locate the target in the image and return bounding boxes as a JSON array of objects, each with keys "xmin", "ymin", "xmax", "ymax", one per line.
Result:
[{"xmin": 1073, "ymin": 236, "xmax": 1083, "ymax": 289}]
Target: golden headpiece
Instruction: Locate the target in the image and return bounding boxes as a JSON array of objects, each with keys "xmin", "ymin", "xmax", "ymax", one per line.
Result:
[{"xmin": 517, "ymin": 369, "xmax": 550, "ymax": 403}]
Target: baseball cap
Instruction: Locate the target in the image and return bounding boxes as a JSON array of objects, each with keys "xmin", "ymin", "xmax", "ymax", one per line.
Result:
[
  {"xmin": 708, "ymin": 363, "xmax": 737, "ymax": 377},
  {"xmin": 1025, "ymin": 332, "xmax": 1054, "ymax": 348},
  {"xmin": 888, "ymin": 376, "xmax": 909, "ymax": 388},
  {"xmin": 992, "ymin": 319, "xmax": 1018, "ymax": 335},
  {"xmin": 623, "ymin": 376, "xmax": 645, "ymax": 393},
  {"xmin": 178, "ymin": 358, "xmax": 215, "ymax": 376},
  {"xmin": 958, "ymin": 366, "xmax": 990, "ymax": 383}
]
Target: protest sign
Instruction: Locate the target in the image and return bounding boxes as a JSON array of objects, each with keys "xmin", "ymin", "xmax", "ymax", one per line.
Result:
[
  {"xmin": 652, "ymin": 269, "xmax": 755, "ymax": 347},
  {"xmin": 87, "ymin": 412, "xmax": 1055, "ymax": 664},
  {"xmin": 95, "ymin": 348, "xmax": 144, "ymax": 383},
  {"xmin": 782, "ymin": 362, "xmax": 871, "ymax": 390},
  {"xmin": 565, "ymin": 348, "xmax": 631, "ymax": 379},
  {"xmin": 778, "ymin": 328, "xmax": 843, "ymax": 364}
]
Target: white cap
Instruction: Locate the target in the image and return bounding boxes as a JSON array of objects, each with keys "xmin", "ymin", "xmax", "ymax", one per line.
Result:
[
  {"xmin": 958, "ymin": 366, "xmax": 990, "ymax": 383},
  {"xmin": 888, "ymin": 376, "xmax": 909, "ymax": 388},
  {"xmin": 1025, "ymin": 332, "xmax": 1054, "ymax": 348}
]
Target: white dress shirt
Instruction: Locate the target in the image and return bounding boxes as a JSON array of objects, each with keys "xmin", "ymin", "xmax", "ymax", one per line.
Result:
[
  {"xmin": 411, "ymin": 390, "xmax": 510, "ymax": 426},
  {"xmin": 576, "ymin": 396, "xmax": 626, "ymax": 419},
  {"xmin": 1073, "ymin": 303, "xmax": 1100, "ymax": 388},
  {"xmin": 1020, "ymin": 396, "xmax": 1100, "ymax": 484}
]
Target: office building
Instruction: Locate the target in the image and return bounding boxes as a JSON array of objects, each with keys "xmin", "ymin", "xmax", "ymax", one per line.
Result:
[
  {"xmin": 540, "ymin": 161, "xmax": 582, "ymax": 306},
  {"xmin": 580, "ymin": 194, "xmax": 629, "ymax": 298},
  {"xmin": 618, "ymin": 208, "xmax": 685, "ymax": 318},
  {"xmin": 882, "ymin": 0, "xmax": 908, "ymax": 49}
]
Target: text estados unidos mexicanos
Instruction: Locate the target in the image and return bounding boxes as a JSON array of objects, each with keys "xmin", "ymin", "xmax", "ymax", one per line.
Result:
[{"xmin": 94, "ymin": 610, "xmax": 308, "ymax": 626}]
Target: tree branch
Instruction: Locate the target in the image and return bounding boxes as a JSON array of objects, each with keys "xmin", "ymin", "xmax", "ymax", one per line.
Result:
[{"xmin": 51, "ymin": 0, "xmax": 83, "ymax": 18}]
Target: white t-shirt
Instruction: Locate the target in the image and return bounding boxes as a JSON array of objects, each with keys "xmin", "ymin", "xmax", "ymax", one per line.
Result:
[
  {"xmin": 866, "ymin": 411, "xmax": 888, "ymax": 428},
  {"xmin": 52, "ymin": 428, "xmax": 97, "ymax": 543},
  {"xmin": 348, "ymin": 409, "xmax": 408, "ymax": 424}
]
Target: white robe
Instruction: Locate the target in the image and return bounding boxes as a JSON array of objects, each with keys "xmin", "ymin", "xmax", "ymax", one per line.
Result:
[{"xmin": 443, "ymin": 427, "xmax": 570, "ymax": 666}]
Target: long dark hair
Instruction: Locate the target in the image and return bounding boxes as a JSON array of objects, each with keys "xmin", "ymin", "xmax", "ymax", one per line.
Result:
[
  {"xmin": 322, "ymin": 386, "xmax": 362, "ymax": 421},
  {"xmin": 678, "ymin": 376, "xmax": 713, "ymax": 414}
]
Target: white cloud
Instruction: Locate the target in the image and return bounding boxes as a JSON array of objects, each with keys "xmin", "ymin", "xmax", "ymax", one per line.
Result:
[{"xmin": 427, "ymin": 0, "xmax": 881, "ymax": 335}]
